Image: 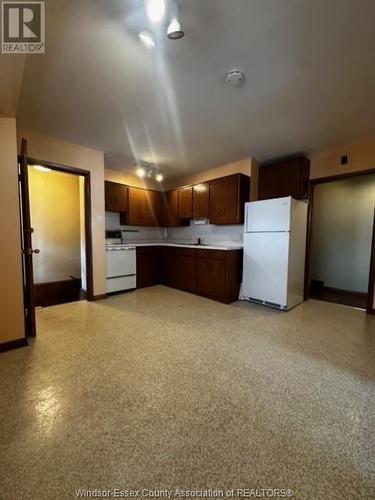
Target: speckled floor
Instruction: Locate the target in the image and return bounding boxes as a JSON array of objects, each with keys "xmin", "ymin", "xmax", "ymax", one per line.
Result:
[{"xmin": 1, "ymin": 286, "xmax": 374, "ymax": 500}]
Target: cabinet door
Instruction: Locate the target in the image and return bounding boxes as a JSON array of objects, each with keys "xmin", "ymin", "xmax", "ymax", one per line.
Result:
[
  {"xmin": 105, "ymin": 181, "xmax": 128, "ymax": 212},
  {"xmin": 148, "ymin": 190, "xmax": 164, "ymax": 226},
  {"xmin": 209, "ymin": 174, "xmax": 250, "ymax": 225},
  {"xmin": 178, "ymin": 187, "xmax": 193, "ymax": 220},
  {"xmin": 167, "ymin": 248, "xmax": 197, "ymax": 293},
  {"xmin": 142, "ymin": 190, "xmax": 154, "ymax": 226},
  {"xmin": 193, "ymin": 183, "xmax": 209, "ymax": 218},
  {"xmin": 128, "ymin": 187, "xmax": 145, "ymax": 225},
  {"xmin": 163, "ymin": 190, "xmax": 179, "ymax": 227},
  {"xmin": 209, "ymin": 175, "xmax": 239, "ymax": 224},
  {"xmin": 136, "ymin": 246, "xmax": 162, "ymax": 288},
  {"xmin": 258, "ymin": 157, "xmax": 310, "ymax": 200},
  {"xmin": 197, "ymin": 254, "xmax": 227, "ymax": 302}
]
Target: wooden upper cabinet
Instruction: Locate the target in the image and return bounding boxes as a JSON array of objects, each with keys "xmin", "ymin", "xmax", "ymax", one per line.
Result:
[
  {"xmin": 178, "ymin": 187, "xmax": 193, "ymax": 220},
  {"xmin": 147, "ymin": 190, "xmax": 164, "ymax": 226},
  {"xmin": 163, "ymin": 190, "xmax": 179, "ymax": 227},
  {"xmin": 258, "ymin": 156, "xmax": 310, "ymax": 201},
  {"xmin": 105, "ymin": 181, "xmax": 128, "ymax": 213},
  {"xmin": 209, "ymin": 174, "xmax": 250, "ymax": 225},
  {"xmin": 127, "ymin": 187, "xmax": 145, "ymax": 225},
  {"xmin": 193, "ymin": 183, "xmax": 209, "ymax": 218},
  {"xmin": 127, "ymin": 187, "xmax": 163, "ymax": 226}
]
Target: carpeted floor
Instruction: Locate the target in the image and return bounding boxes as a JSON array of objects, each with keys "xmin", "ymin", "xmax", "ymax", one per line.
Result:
[{"xmin": 1, "ymin": 286, "xmax": 374, "ymax": 499}]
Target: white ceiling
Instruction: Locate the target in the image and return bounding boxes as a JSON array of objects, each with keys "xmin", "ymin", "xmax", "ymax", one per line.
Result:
[{"xmin": 15, "ymin": 0, "xmax": 375, "ymax": 178}]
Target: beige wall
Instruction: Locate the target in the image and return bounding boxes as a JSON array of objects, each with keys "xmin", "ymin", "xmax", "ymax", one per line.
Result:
[
  {"xmin": 17, "ymin": 129, "xmax": 106, "ymax": 296},
  {"xmin": 164, "ymin": 157, "xmax": 253, "ymax": 191},
  {"xmin": 310, "ymin": 138, "xmax": 375, "ymax": 179},
  {"xmin": 105, "ymin": 168, "xmax": 163, "ymax": 191},
  {"xmin": 0, "ymin": 118, "xmax": 25, "ymax": 343},
  {"xmin": 29, "ymin": 168, "xmax": 81, "ymax": 283},
  {"xmin": 0, "ymin": 56, "xmax": 26, "ymax": 118}
]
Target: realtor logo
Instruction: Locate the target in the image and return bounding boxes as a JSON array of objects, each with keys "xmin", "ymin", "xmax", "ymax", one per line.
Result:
[{"xmin": 2, "ymin": 1, "xmax": 45, "ymax": 53}]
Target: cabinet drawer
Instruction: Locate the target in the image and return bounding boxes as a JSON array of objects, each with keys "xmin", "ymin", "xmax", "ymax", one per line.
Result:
[
  {"xmin": 197, "ymin": 249, "xmax": 226, "ymax": 260},
  {"xmin": 168, "ymin": 247, "xmax": 197, "ymax": 258}
]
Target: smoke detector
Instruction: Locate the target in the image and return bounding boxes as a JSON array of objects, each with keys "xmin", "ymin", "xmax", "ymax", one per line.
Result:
[{"xmin": 226, "ymin": 69, "xmax": 245, "ymax": 87}]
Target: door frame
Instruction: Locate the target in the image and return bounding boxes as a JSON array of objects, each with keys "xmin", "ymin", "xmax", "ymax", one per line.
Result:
[
  {"xmin": 304, "ymin": 168, "xmax": 375, "ymax": 314},
  {"xmin": 19, "ymin": 140, "xmax": 37, "ymax": 337},
  {"xmin": 19, "ymin": 156, "xmax": 95, "ymax": 316},
  {"xmin": 367, "ymin": 208, "xmax": 375, "ymax": 314}
]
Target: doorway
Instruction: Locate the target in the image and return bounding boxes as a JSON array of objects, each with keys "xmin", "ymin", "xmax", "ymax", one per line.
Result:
[
  {"xmin": 29, "ymin": 166, "xmax": 86, "ymax": 307},
  {"xmin": 306, "ymin": 172, "xmax": 375, "ymax": 312},
  {"xmin": 19, "ymin": 140, "xmax": 94, "ymax": 337}
]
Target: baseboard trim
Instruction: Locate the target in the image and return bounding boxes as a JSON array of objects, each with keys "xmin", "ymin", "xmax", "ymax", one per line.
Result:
[
  {"xmin": 91, "ymin": 293, "xmax": 107, "ymax": 301},
  {"xmin": 0, "ymin": 337, "xmax": 28, "ymax": 354}
]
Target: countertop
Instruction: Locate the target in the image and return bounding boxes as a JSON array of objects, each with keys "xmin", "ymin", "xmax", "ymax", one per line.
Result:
[{"xmin": 108, "ymin": 240, "xmax": 243, "ymax": 251}]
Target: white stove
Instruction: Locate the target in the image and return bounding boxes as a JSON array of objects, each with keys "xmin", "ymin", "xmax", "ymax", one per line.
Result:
[{"xmin": 105, "ymin": 231, "xmax": 136, "ymax": 293}]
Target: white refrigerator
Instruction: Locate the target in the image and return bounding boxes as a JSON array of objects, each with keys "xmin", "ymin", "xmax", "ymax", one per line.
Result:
[{"xmin": 242, "ymin": 196, "xmax": 308, "ymax": 310}]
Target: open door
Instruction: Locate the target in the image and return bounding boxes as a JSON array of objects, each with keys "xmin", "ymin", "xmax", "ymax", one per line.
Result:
[
  {"xmin": 19, "ymin": 138, "xmax": 38, "ymax": 337},
  {"xmin": 367, "ymin": 208, "xmax": 375, "ymax": 314}
]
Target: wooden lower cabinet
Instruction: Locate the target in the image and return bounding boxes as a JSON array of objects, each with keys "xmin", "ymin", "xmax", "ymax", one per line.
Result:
[
  {"xmin": 164, "ymin": 247, "xmax": 197, "ymax": 293},
  {"xmin": 136, "ymin": 246, "xmax": 163, "ymax": 288},
  {"xmin": 197, "ymin": 249, "xmax": 243, "ymax": 303},
  {"xmin": 197, "ymin": 252, "xmax": 226, "ymax": 302},
  {"xmin": 136, "ymin": 246, "xmax": 243, "ymax": 303}
]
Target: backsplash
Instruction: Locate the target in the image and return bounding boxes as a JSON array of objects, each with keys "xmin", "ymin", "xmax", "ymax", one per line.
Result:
[
  {"xmin": 166, "ymin": 222, "xmax": 243, "ymax": 245},
  {"xmin": 105, "ymin": 212, "xmax": 243, "ymax": 245}
]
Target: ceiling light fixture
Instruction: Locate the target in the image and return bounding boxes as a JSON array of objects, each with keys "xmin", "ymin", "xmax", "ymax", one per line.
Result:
[
  {"xmin": 32, "ymin": 165, "xmax": 51, "ymax": 172},
  {"xmin": 167, "ymin": 3, "xmax": 184, "ymax": 39},
  {"xmin": 136, "ymin": 166, "xmax": 146, "ymax": 178},
  {"xmin": 146, "ymin": 0, "xmax": 165, "ymax": 24},
  {"xmin": 135, "ymin": 162, "xmax": 164, "ymax": 181},
  {"xmin": 139, "ymin": 29, "xmax": 156, "ymax": 48}
]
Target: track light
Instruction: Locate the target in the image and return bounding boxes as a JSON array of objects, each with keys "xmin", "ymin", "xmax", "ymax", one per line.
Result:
[
  {"xmin": 146, "ymin": 0, "xmax": 165, "ymax": 24},
  {"xmin": 135, "ymin": 163, "xmax": 164, "ymax": 181},
  {"xmin": 136, "ymin": 166, "xmax": 146, "ymax": 178},
  {"xmin": 139, "ymin": 29, "xmax": 156, "ymax": 48},
  {"xmin": 167, "ymin": 3, "xmax": 184, "ymax": 40}
]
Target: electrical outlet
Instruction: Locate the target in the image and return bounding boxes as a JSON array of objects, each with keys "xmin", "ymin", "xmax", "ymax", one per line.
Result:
[{"xmin": 341, "ymin": 155, "xmax": 348, "ymax": 165}]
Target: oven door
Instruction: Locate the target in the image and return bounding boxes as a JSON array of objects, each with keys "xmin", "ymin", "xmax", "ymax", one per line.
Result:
[{"xmin": 106, "ymin": 247, "xmax": 136, "ymax": 278}]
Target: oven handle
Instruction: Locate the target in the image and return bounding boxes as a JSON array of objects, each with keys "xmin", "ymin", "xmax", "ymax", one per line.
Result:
[{"xmin": 106, "ymin": 247, "xmax": 135, "ymax": 251}]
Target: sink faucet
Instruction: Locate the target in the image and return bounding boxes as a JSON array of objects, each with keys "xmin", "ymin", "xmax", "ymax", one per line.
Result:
[{"xmin": 197, "ymin": 237, "xmax": 202, "ymax": 245}]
